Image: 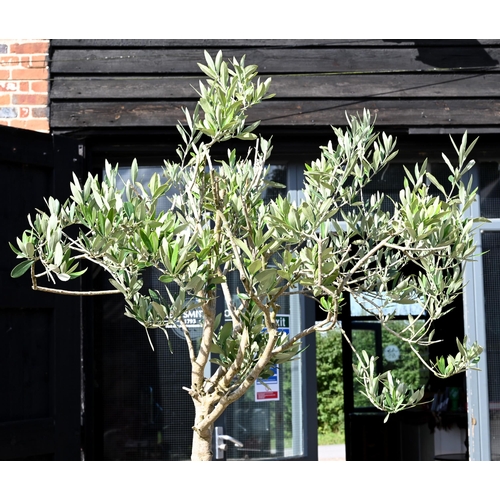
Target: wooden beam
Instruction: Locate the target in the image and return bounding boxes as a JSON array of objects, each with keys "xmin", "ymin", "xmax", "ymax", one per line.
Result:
[
  {"xmin": 50, "ymin": 99, "xmax": 500, "ymax": 128},
  {"xmin": 51, "ymin": 73, "xmax": 500, "ymax": 100},
  {"xmin": 50, "ymin": 39, "xmax": 365, "ymax": 48},
  {"xmin": 50, "ymin": 39, "xmax": 500, "ymax": 48},
  {"xmin": 50, "ymin": 47, "xmax": 500, "ymax": 74}
]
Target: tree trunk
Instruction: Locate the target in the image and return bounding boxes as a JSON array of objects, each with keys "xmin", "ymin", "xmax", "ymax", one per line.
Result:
[
  {"xmin": 190, "ymin": 403, "xmax": 214, "ymax": 461},
  {"xmin": 191, "ymin": 427, "xmax": 214, "ymax": 461}
]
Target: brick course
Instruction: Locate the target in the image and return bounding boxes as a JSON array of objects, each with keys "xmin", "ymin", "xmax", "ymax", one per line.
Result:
[{"xmin": 0, "ymin": 39, "xmax": 49, "ymax": 132}]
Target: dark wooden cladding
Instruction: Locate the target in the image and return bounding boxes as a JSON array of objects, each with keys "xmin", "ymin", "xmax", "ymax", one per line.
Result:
[
  {"xmin": 51, "ymin": 73, "xmax": 500, "ymax": 100},
  {"xmin": 49, "ymin": 39, "xmax": 500, "ymax": 132},
  {"xmin": 51, "ymin": 39, "xmax": 362, "ymax": 48},
  {"xmin": 0, "ymin": 127, "xmax": 83, "ymax": 459},
  {"xmin": 51, "ymin": 99, "xmax": 500, "ymax": 128},
  {"xmin": 51, "ymin": 47, "xmax": 500, "ymax": 74},
  {"xmin": 0, "ymin": 418, "xmax": 55, "ymax": 460},
  {"xmin": 50, "ymin": 39, "xmax": 500, "ymax": 48}
]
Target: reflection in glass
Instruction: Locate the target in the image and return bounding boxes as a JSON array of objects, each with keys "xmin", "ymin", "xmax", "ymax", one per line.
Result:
[{"xmin": 351, "ymin": 319, "xmax": 429, "ymax": 409}]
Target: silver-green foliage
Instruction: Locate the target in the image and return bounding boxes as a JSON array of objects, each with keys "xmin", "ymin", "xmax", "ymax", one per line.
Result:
[{"xmin": 11, "ymin": 51, "xmax": 484, "ymax": 440}]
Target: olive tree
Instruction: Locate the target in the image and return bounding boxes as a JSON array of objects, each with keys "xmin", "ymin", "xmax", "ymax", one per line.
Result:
[{"xmin": 11, "ymin": 51, "xmax": 483, "ymax": 461}]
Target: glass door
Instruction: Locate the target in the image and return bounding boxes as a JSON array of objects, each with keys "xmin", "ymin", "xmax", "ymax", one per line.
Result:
[
  {"xmin": 92, "ymin": 161, "xmax": 316, "ymax": 461},
  {"xmin": 344, "ymin": 302, "xmax": 432, "ymax": 460},
  {"xmin": 213, "ymin": 163, "xmax": 314, "ymax": 461},
  {"xmin": 214, "ymin": 278, "xmax": 306, "ymax": 460}
]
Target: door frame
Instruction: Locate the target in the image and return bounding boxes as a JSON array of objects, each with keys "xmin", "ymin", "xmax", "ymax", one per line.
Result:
[{"xmin": 463, "ymin": 164, "xmax": 493, "ymax": 461}]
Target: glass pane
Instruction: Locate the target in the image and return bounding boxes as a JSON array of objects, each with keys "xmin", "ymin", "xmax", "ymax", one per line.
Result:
[
  {"xmin": 350, "ymin": 294, "xmax": 426, "ymax": 318},
  {"xmin": 99, "ymin": 292, "xmax": 194, "ymax": 461},
  {"xmin": 428, "ymin": 162, "xmax": 459, "ymax": 200},
  {"xmin": 351, "ymin": 320, "xmax": 429, "ymax": 410},
  {"xmin": 98, "ymin": 165, "xmax": 195, "ymax": 460},
  {"xmin": 380, "ymin": 319, "xmax": 429, "ymax": 390},
  {"xmin": 352, "ymin": 327, "xmax": 378, "ymax": 408},
  {"xmin": 223, "ymin": 164, "xmax": 305, "ymax": 460},
  {"xmin": 99, "ymin": 163, "xmax": 305, "ymax": 460},
  {"xmin": 223, "ymin": 276, "xmax": 304, "ymax": 459},
  {"xmin": 224, "ymin": 356, "xmax": 301, "ymax": 460},
  {"xmin": 263, "ymin": 164, "xmax": 287, "ymax": 202},
  {"xmin": 360, "ymin": 163, "xmax": 407, "ymax": 216},
  {"xmin": 481, "ymin": 231, "xmax": 500, "ymax": 460},
  {"xmin": 479, "ymin": 162, "xmax": 500, "ymax": 219}
]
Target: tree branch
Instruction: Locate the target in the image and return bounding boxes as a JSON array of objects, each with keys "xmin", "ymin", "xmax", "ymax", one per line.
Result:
[{"xmin": 31, "ymin": 264, "xmax": 120, "ymax": 296}]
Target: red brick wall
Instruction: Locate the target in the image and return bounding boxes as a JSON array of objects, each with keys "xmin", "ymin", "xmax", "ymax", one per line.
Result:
[{"xmin": 0, "ymin": 39, "xmax": 50, "ymax": 133}]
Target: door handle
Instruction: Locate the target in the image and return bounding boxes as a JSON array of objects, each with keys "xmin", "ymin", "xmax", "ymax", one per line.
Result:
[{"xmin": 214, "ymin": 426, "xmax": 243, "ymax": 459}]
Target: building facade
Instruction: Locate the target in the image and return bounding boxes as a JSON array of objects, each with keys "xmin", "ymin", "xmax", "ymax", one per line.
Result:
[{"xmin": 1, "ymin": 39, "xmax": 500, "ymax": 460}]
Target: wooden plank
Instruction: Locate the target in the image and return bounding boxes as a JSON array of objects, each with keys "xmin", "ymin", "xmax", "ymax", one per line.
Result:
[
  {"xmin": 0, "ymin": 418, "xmax": 54, "ymax": 459},
  {"xmin": 50, "ymin": 39, "xmax": 500, "ymax": 48},
  {"xmin": 1, "ymin": 127, "xmax": 83, "ymax": 460},
  {"xmin": 50, "ymin": 39, "xmax": 360, "ymax": 48},
  {"xmin": 51, "ymin": 101, "xmax": 189, "ymax": 127},
  {"xmin": 51, "ymin": 135, "xmax": 84, "ymax": 460},
  {"xmin": 51, "ymin": 73, "xmax": 500, "ymax": 100},
  {"xmin": 253, "ymin": 99, "xmax": 500, "ymax": 127},
  {"xmin": 51, "ymin": 76, "xmax": 201, "ymax": 99},
  {"xmin": 50, "ymin": 99, "xmax": 500, "ymax": 128},
  {"xmin": 50, "ymin": 47, "xmax": 500, "ymax": 75},
  {"xmin": 0, "ymin": 125, "xmax": 55, "ymax": 166}
]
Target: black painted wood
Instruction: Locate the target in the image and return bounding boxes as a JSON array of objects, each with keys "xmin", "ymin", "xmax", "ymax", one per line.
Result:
[
  {"xmin": 49, "ymin": 39, "xmax": 500, "ymax": 132},
  {"xmin": 0, "ymin": 419, "xmax": 54, "ymax": 460},
  {"xmin": 50, "ymin": 98, "xmax": 500, "ymax": 128},
  {"xmin": 50, "ymin": 47, "xmax": 500, "ymax": 74},
  {"xmin": 0, "ymin": 126, "xmax": 84, "ymax": 460},
  {"xmin": 50, "ymin": 39, "xmax": 500, "ymax": 48},
  {"xmin": 51, "ymin": 73, "xmax": 500, "ymax": 100}
]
